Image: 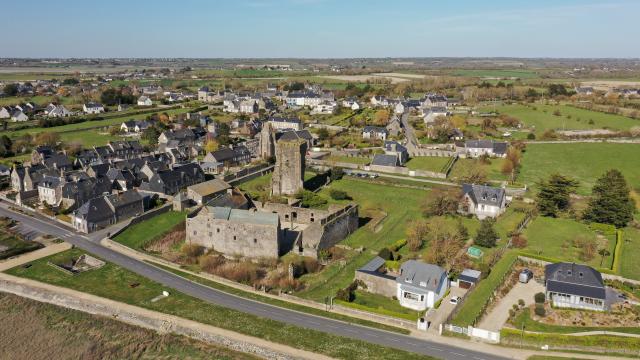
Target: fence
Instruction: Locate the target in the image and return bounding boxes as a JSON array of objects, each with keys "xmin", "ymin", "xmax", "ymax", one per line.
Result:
[{"xmin": 442, "ymin": 324, "xmax": 500, "ymax": 343}]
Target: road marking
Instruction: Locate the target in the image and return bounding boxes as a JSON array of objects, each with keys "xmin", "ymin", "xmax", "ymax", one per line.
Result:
[
  {"xmin": 473, "ymin": 357, "xmax": 486, "ymax": 360},
  {"xmin": 451, "ymin": 352, "xmax": 466, "ymax": 357}
]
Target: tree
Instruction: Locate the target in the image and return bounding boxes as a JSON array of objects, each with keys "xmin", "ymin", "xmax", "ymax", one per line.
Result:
[
  {"xmin": 204, "ymin": 138, "xmax": 219, "ymax": 153},
  {"xmin": 3, "ymin": 83, "xmax": 18, "ymax": 97},
  {"xmin": 329, "ymin": 189, "xmax": 349, "ymax": 200},
  {"xmin": 317, "ymin": 128, "xmax": 330, "ymax": 141},
  {"xmin": 34, "ymin": 132, "xmax": 60, "ymax": 147},
  {"xmin": 475, "ymin": 219, "xmax": 498, "ymax": 248},
  {"xmin": 141, "ymin": 127, "xmax": 160, "ymax": 146},
  {"xmin": 422, "ymin": 218, "xmax": 464, "ymax": 269},
  {"xmin": 422, "ymin": 188, "xmax": 461, "ymax": 217},
  {"xmin": 598, "ymin": 248, "xmax": 611, "ymax": 267},
  {"xmin": 583, "ymin": 169, "xmax": 635, "ymax": 227},
  {"xmin": 406, "ymin": 219, "xmax": 429, "ymax": 252},
  {"xmin": 536, "ymin": 174, "xmax": 579, "ymax": 217}
]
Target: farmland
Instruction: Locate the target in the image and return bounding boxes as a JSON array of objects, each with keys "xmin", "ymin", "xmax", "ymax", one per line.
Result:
[{"xmin": 519, "ymin": 143, "xmax": 640, "ymax": 195}]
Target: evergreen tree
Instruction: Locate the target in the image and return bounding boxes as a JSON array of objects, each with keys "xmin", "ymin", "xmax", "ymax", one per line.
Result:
[
  {"xmin": 475, "ymin": 219, "xmax": 498, "ymax": 248},
  {"xmin": 583, "ymin": 169, "xmax": 635, "ymax": 227},
  {"xmin": 536, "ymin": 174, "xmax": 579, "ymax": 217}
]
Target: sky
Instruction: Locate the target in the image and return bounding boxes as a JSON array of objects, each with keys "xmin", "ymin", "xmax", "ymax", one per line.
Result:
[{"xmin": 1, "ymin": 0, "xmax": 639, "ymax": 58}]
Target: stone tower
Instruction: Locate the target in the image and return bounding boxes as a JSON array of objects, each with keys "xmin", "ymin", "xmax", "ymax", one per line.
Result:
[
  {"xmin": 271, "ymin": 138, "xmax": 306, "ymax": 196},
  {"xmin": 259, "ymin": 122, "xmax": 276, "ymax": 160}
]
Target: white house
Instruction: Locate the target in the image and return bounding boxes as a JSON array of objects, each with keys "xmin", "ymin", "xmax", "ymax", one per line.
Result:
[
  {"xmin": 137, "ymin": 96, "xmax": 153, "ymax": 106},
  {"xmin": 370, "ymin": 95, "xmax": 389, "ymax": 107},
  {"xmin": 83, "ymin": 102, "xmax": 105, "ymax": 114},
  {"xmin": 11, "ymin": 110, "xmax": 29, "ymax": 122},
  {"xmin": 362, "ymin": 126, "xmax": 388, "ymax": 141},
  {"xmin": 422, "ymin": 106, "xmax": 448, "ymax": 124},
  {"xmin": 461, "ymin": 183, "xmax": 507, "ymax": 219},
  {"xmin": 396, "ymin": 261, "xmax": 449, "ymax": 310},
  {"xmin": 48, "ymin": 105, "xmax": 72, "ymax": 118},
  {"xmin": 545, "ymin": 263, "xmax": 607, "ymax": 311},
  {"xmin": 462, "ymin": 140, "xmax": 508, "ymax": 158},
  {"xmin": 311, "ymin": 101, "xmax": 337, "ymax": 115},
  {"xmin": 0, "ymin": 107, "xmax": 10, "ymax": 119}
]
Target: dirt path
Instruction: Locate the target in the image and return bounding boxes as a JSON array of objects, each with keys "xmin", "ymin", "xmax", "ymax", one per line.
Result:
[{"xmin": 479, "ymin": 281, "xmax": 545, "ymax": 332}]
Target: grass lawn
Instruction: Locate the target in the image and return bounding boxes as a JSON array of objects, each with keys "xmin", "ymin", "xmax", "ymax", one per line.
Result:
[
  {"xmin": 485, "ymin": 104, "xmax": 640, "ymax": 136},
  {"xmin": 620, "ymin": 227, "xmax": 640, "ymax": 281},
  {"xmin": 337, "ymin": 290, "xmax": 423, "ymax": 321},
  {"xmin": 502, "ymin": 328, "xmax": 640, "ymax": 355},
  {"xmin": 297, "ymin": 178, "xmax": 429, "ymax": 301},
  {"xmin": 237, "ymin": 173, "xmax": 272, "ymax": 199},
  {"xmin": 0, "ymin": 292, "xmax": 258, "ymax": 360},
  {"xmin": 519, "ymin": 143, "xmax": 640, "ymax": 195},
  {"xmin": 326, "ymin": 155, "xmax": 371, "ymax": 165},
  {"xmin": 449, "ymin": 157, "xmax": 509, "ymax": 183},
  {"xmin": 405, "ymin": 157, "xmax": 452, "ymax": 173},
  {"xmin": 522, "ymin": 217, "xmax": 616, "ymax": 269},
  {"xmin": 114, "ymin": 211, "xmax": 186, "ymax": 250},
  {"xmin": 4, "ymin": 249, "xmax": 431, "ymax": 360},
  {"xmin": 452, "ymin": 251, "xmax": 518, "ymax": 327}
]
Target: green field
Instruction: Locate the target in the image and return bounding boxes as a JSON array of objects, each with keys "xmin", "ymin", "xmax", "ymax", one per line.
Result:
[
  {"xmin": 405, "ymin": 157, "xmax": 452, "ymax": 173},
  {"xmin": 297, "ymin": 178, "xmax": 428, "ymax": 301},
  {"xmin": 449, "ymin": 157, "xmax": 509, "ymax": 183},
  {"xmin": 337, "ymin": 290, "xmax": 422, "ymax": 321},
  {"xmin": 486, "ymin": 104, "xmax": 640, "ymax": 135},
  {"xmin": 326, "ymin": 155, "xmax": 371, "ymax": 165},
  {"xmin": 620, "ymin": 227, "xmax": 640, "ymax": 280},
  {"xmin": 519, "ymin": 143, "xmax": 640, "ymax": 195},
  {"xmin": 114, "ymin": 211, "xmax": 186, "ymax": 250},
  {"xmin": 5, "ymin": 249, "xmax": 431, "ymax": 360},
  {"xmin": 452, "ymin": 69, "xmax": 540, "ymax": 79},
  {"xmin": 522, "ymin": 217, "xmax": 616, "ymax": 269},
  {"xmin": 511, "ymin": 309, "xmax": 640, "ymax": 335}
]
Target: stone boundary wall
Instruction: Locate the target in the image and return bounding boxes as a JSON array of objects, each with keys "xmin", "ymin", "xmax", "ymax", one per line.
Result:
[
  {"xmin": 0, "ymin": 274, "xmax": 320, "ymax": 360},
  {"xmin": 108, "ymin": 204, "xmax": 173, "ymax": 238}
]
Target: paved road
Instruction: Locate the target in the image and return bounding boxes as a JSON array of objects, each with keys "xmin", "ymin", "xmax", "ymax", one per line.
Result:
[
  {"xmin": 400, "ymin": 112, "xmax": 420, "ymax": 156},
  {"xmin": 0, "ymin": 203, "xmax": 509, "ymax": 360}
]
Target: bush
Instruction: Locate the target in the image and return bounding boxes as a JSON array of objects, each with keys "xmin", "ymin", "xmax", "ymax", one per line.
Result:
[
  {"xmin": 534, "ymin": 292, "xmax": 546, "ymax": 303},
  {"xmin": 378, "ymin": 247, "xmax": 392, "ymax": 260},
  {"xmin": 527, "ymin": 133, "xmax": 536, "ymax": 140},
  {"xmin": 518, "ymin": 299, "xmax": 525, "ymax": 307},
  {"xmin": 181, "ymin": 243, "xmax": 204, "ymax": 262},
  {"xmin": 534, "ymin": 304, "xmax": 546, "ymax": 317},
  {"xmin": 329, "ymin": 189, "xmax": 349, "ymax": 200}
]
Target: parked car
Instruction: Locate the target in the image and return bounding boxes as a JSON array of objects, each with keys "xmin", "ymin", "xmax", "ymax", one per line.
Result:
[
  {"xmin": 449, "ymin": 296, "xmax": 460, "ymax": 304},
  {"xmin": 519, "ymin": 268, "xmax": 533, "ymax": 283}
]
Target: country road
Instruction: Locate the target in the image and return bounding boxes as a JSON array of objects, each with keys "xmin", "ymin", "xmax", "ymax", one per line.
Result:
[{"xmin": 0, "ymin": 202, "xmax": 509, "ymax": 360}]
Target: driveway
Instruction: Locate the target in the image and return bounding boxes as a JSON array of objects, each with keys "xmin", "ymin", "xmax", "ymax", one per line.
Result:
[
  {"xmin": 479, "ymin": 280, "xmax": 545, "ymax": 332},
  {"xmin": 425, "ymin": 286, "xmax": 468, "ymax": 333}
]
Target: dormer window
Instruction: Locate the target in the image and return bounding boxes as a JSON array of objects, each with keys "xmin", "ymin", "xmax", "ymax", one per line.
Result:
[{"xmin": 419, "ymin": 281, "xmax": 426, "ymax": 287}]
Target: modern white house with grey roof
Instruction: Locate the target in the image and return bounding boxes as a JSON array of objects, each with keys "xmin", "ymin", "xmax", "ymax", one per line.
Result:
[
  {"xmin": 461, "ymin": 183, "xmax": 507, "ymax": 219},
  {"xmin": 545, "ymin": 262, "xmax": 607, "ymax": 311},
  {"xmin": 397, "ymin": 260, "xmax": 449, "ymax": 310},
  {"xmin": 462, "ymin": 140, "xmax": 508, "ymax": 158}
]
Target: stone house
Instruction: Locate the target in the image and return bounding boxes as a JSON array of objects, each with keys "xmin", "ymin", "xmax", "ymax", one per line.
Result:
[
  {"xmin": 461, "ymin": 140, "xmax": 507, "ymax": 158},
  {"xmin": 362, "ymin": 126, "xmax": 388, "ymax": 141},
  {"xmin": 139, "ymin": 163, "xmax": 205, "ymax": 195},
  {"xmin": 137, "ymin": 96, "xmax": 153, "ymax": 106},
  {"xmin": 186, "ymin": 179, "xmax": 232, "ymax": 205},
  {"xmin": 72, "ymin": 190, "xmax": 144, "ymax": 234},
  {"xmin": 186, "ymin": 206, "xmax": 282, "ymax": 259}
]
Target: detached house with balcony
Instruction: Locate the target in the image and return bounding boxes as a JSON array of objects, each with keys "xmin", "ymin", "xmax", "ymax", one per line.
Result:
[
  {"xmin": 460, "ymin": 183, "xmax": 507, "ymax": 219},
  {"xmin": 396, "ymin": 260, "xmax": 449, "ymax": 310}
]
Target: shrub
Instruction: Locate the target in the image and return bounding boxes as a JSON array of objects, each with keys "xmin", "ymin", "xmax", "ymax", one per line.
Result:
[
  {"xmin": 199, "ymin": 255, "xmax": 225, "ymax": 273},
  {"xmin": 518, "ymin": 299, "xmax": 525, "ymax": 307},
  {"xmin": 512, "ymin": 304, "xmax": 519, "ymax": 311},
  {"xmin": 329, "ymin": 189, "xmax": 349, "ymax": 200},
  {"xmin": 390, "ymin": 238, "xmax": 407, "ymax": 252},
  {"xmin": 509, "ymin": 309, "xmax": 516, "ymax": 318},
  {"xmin": 511, "ymin": 233, "xmax": 528, "ymax": 248},
  {"xmin": 180, "ymin": 243, "xmax": 204, "ymax": 262},
  {"xmin": 534, "ymin": 292, "xmax": 546, "ymax": 303},
  {"xmin": 534, "ymin": 304, "xmax": 546, "ymax": 317},
  {"xmin": 378, "ymin": 247, "xmax": 392, "ymax": 260}
]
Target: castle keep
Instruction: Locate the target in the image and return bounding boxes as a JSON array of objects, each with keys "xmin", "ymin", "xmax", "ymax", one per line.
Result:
[{"xmin": 271, "ymin": 138, "xmax": 306, "ymax": 196}]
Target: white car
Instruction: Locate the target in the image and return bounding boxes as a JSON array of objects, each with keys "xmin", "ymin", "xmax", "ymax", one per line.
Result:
[{"xmin": 449, "ymin": 296, "xmax": 460, "ymax": 305}]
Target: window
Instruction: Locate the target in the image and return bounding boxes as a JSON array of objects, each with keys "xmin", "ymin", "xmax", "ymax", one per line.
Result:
[
  {"xmin": 254, "ymin": 238, "xmax": 257, "ymax": 244},
  {"xmin": 193, "ymin": 231, "xmax": 197, "ymax": 235},
  {"xmin": 403, "ymin": 292, "xmax": 420, "ymax": 301},
  {"xmin": 217, "ymin": 228, "xmax": 220, "ymax": 233},
  {"xmin": 233, "ymin": 236, "xmax": 236, "ymax": 240}
]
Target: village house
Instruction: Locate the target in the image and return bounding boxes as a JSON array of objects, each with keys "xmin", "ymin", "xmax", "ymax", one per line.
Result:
[
  {"xmin": 186, "ymin": 179, "xmax": 232, "ymax": 206},
  {"xmin": 460, "ymin": 183, "xmax": 507, "ymax": 219},
  {"xmin": 461, "ymin": 140, "xmax": 508, "ymax": 158},
  {"xmin": 422, "ymin": 94, "xmax": 449, "ymax": 108},
  {"xmin": 370, "ymin": 95, "xmax": 389, "ymax": 107},
  {"xmin": 423, "ymin": 107, "xmax": 448, "ymax": 124},
  {"xmin": 362, "ymin": 126, "xmax": 388, "ymax": 141},
  {"xmin": 47, "ymin": 104, "xmax": 72, "ymax": 118},
  {"xmin": 545, "ymin": 262, "xmax": 607, "ymax": 311},
  {"xmin": 83, "ymin": 102, "xmax": 105, "ymax": 114},
  {"xmin": 383, "ymin": 141, "xmax": 409, "ymax": 166},
  {"xmin": 71, "ymin": 190, "xmax": 144, "ymax": 233},
  {"xmin": 396, "ymin": 260, "xmax": 449, "ymax": 310},
  {"xmin": 139, "ymin": 162, "xmax": 206, "ymax": 195},
  {"xmin": 268, "ymin": 116, "xmax": 303, "ymax": 131},
  {"xmin": 203, "ymin": 146, "xmax": 251, "ymax": 168},
  {"xmin": 137, "ymin": 96, "xmax": 153, "ymax": 106}
]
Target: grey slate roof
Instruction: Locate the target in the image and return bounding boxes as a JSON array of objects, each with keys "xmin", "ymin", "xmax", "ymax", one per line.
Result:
[
  {"xmin": 358, "ymin": 256, "xmax": 386, "ymax": 273},
  {"xmin": 462, "ymin": 183, "xmax": 505, "ymax": 207},
  {"xmin": 397, "ymin": 260, "xmax": 446, "ymax": 293},
  {"xmin": 545, "ymin": 263, "xmax": 606, "ymax": 300},
  {"xmin": 371, "ymin": 154, "xmax": 398, "ymax": 167}
]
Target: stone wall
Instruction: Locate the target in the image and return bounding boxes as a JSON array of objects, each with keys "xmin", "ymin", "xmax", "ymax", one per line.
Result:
[
  {"xmin": 301, "ymin": 204, "xmax": 359, "ymax": 257},
  {"xmin": 355, "ymin": 271, "xmax": 397, "ymax": 298},
  {"xmin": 253, "ymin": 201, "xmax": 329, "ymax": 225},
  {"xmin": 271, "ymin": 139, "xmax": 306, "ymax": 196},
  {"xmin": 186, "ymin": 208, "xmax": 282, "ymax": 259}
]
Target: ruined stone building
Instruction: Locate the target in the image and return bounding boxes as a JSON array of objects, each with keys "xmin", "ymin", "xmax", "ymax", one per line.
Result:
[
  {"xmin": 259, "ymin": 122, "xmax": 276, "ymax": 159},
  {"xmin": 186, "ymin": 206, "xmax": 282, "ymax": 259},
  {"xmin": 271, "ymin": 138, "xmax": 306, "ymax": 196}
]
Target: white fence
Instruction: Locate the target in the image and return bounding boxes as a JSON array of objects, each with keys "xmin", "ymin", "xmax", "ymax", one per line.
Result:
[{"xmin": 442, "ymin": 324, "xmax": 500, "ymax": 344}]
